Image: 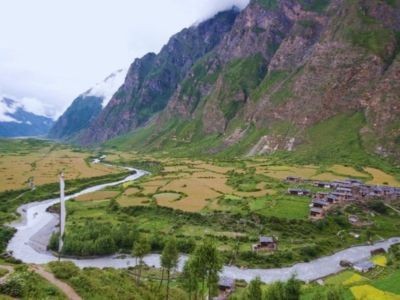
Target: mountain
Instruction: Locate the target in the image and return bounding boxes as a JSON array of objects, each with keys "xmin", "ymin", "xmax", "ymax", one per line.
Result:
[
  {"xmin": 66, "ymin": 0, "xmax": 399, "ymax": 163},
  {"xmin": 78, "ymin": 8, "xmax": 240, "ymax": 144},
  {"xmin": 48, "ymin": 69, "xmax": 127, "ymax": 140},
  {"xmin": 0, "ymin": 98, "xmax": 54, "ymax": 138}
]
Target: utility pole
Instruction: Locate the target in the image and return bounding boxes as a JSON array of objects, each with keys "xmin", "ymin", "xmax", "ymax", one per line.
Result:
[{"xmin": 58, "ymin": 172, "xmax": 65, "ymax": 261}]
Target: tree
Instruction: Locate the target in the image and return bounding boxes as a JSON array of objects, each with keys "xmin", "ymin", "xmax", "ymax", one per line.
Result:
[
  {"xmin": 266, "ymin": 281, "xmax": 285, "ymax": 300},
  {"xmin": 285, "ymin": 276, "xmax": 301, "ymax": 300},
  {"xmin": 180, "ymin": 259, "xmax": 199, "ymax": 300},
  {"xmin": 132, "ymin": 235, "xmax": 151, "ymax": 284},
  {"xmin": 161, "ymin": 238, "xmax": 179, "ymax": 300},
  {"xmin": 327, "ymin": 286, "xmax": 344, "ymax": 300},
  {"xmin": 190, "ymin": 239, "xmax": 222, "ymax": 299},
  {"xmin": 247, "ymin": 277, "xmax": 262, "ymax": 300}
]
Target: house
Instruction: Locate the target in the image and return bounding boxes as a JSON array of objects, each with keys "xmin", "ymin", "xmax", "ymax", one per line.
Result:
[
  {"xmin": 353, "ymin": 261, "xmax": 375, "ymax": 273},
  {"xmin": 315, "ymin": 181, "xmax": 334, "ymax": 189},
  {"xmin": 370, "ymin": 248, "xmax": 386, "ymax": 256},
  {"xmin": 312, "ymin": 199, "xmax": 329, "ymax": 209},
  {"xmin": 288, "ymin": 188, "xmax": 311, "ymax": 196},
  {"xmin": 216, "ymin": 277, "xmax": 235, "ymax": 299},
  {"xmin": 316, "ymin": 192, "xmax": 329, "ymax": 199},
  {"xmin": 326, "ymin": 194, "xmax": 338, "ymax": 204},
  {"xmin": 336, "ymin": 187, "xmax": 353, "ymax": 194},
  {"xmin": 310, "ymin": 207, "xmax": 324, "ymax": 219},
  {"xmin": 286, "ymin": 176, "xmax": 302, "ymax": 183},
  {"xmin": 252, "ymin": 236, "xmax": 277, "ymax": 252}
]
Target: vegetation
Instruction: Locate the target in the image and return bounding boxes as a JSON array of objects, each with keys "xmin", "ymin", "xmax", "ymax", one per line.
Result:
[{"xmin": 0, "ymin": 265, "xmax": 65, "ymax": 299}]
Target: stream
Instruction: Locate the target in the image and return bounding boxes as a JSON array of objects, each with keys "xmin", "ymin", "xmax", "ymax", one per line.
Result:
[{"xmin": 6, "ymin": 167, "xmax": 400, "ymax": 283}]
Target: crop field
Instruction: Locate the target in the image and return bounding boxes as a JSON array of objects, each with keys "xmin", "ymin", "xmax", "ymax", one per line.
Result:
[
  {"xmin": 365, "ymin": 167, "xmax": 400, "ymax": 187},
  {"xmin": 75, "ymin": 191, "xmax": 119, "ymax": 202},
  {"xmin": 0, "ymin": 141, "xmax": 120, "ymax": 192}
]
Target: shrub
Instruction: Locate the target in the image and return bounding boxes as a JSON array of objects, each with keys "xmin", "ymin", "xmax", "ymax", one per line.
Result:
[{"xmin": 48, "ymin": 261, "xmax": 79, "ymax": 280}]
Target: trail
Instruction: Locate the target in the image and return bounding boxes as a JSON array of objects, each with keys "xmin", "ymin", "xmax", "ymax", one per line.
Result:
[
  {"xmin": 31, "ymin": 265, "xmax": 82, "ymax": 300},
  {"xmin": 0, "ymin": 265, "xmax": 14, "ymax": 284}
]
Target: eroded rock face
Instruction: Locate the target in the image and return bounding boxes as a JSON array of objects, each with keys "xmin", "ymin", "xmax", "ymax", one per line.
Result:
[
  {"xmin": 79, "ymin": 8, "xmax": 239, "ymax": 145},
  {"xmin": 68, "ymin": 0, "xmax": 399, "ymax": 161}
]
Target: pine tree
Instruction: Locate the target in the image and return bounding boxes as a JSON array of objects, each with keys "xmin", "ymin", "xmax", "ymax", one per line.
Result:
[
  {"xmin": 247, "ymin": 277, "xmax": 262, "ymax": 300},
  {"xmin": 132, "ymin": 235, "xmax": 151, "ymax": 284},
  {"xmin": 161, "ymin": 238, "xmax": 179, "ymax": 300}
]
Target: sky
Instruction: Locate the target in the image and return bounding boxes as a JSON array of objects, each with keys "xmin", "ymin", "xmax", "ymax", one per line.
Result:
[{"xmin": 0, "ymin": 0, "xmax": 249, "ymax": 118}]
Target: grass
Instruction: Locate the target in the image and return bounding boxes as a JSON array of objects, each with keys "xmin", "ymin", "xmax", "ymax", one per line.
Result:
[
  {"xmin": 350, "ymin": 284, "xmax": 400, "ymax": 300},
  {"xmin": 0, "ymin": 266, "xmax": 66, "ymax": 299},
  {"xmin": 372, "ymin": 269, "xmax": 400, "ymax": 294}
]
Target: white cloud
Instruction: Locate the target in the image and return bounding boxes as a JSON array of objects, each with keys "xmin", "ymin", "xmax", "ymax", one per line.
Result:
[
  {"xmin": 0, "ymin": 0, "xmax": 250, "ymax": 117},
  {"xmin": 86, "ymin": 69, "xmax": 128, "ymax": 107}
]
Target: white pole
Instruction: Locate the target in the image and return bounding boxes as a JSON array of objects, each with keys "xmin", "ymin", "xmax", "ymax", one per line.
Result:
[{"xmin": 58, "ymin": 172, "xmax": 65, "ymax": 257}]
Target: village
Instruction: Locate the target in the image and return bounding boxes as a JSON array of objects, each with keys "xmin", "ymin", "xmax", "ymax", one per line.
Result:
[
  {"xmin": 213, "ymin": 177, "xmax": 400, "ymax": 299},
  {"xmin": 285, "ymin": 176, "xmax": 400, "ymax": 220}
]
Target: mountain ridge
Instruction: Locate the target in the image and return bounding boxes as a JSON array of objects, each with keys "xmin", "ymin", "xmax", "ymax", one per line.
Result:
[{"xmin": 53, "ymin": 0, "xmax": 400, "ymax": 163}]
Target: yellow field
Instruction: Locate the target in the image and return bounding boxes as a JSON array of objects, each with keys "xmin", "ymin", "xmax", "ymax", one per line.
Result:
[
  {"xmin": 365, "ymin": 168, "xmax": 400, "ymax": 187},
  {"xmin": 122, "ymin": 187, "xmax": 141, "ymax": 196},
  {"xmin": 312, "ymin": 172, "xmax": 348, "ymax": 181},
  {"xmin": 76, "ymin": 191, "xmax": 119, "ymax": 202},
  {"xmin": 343, "ymin": 273, "xmax": 368, "ymax": 285},
  {"xmin": 372, "ymin": 255, "xmax": 388, "ymax": 267},
  {"xmin": 262, "ymin": 166, "xmax": 318, "ymax": 179},
  {"xmin": 154, "ymin": 192, "xmax": 181, "ymax": 206},
  {"xmin": 117, "ymin": 196, "xmax": 150, "ymax": 207},
  {"xmin": 329, "ymin": 165, "xmax": 368, "ymax": 177},
  {"xmin": 351, "ymin": 285, "xmax": 400, "ymax": 300},
  {"xmin": 0, "ymin": 147, "xmax": 119, "ymax": 192}
]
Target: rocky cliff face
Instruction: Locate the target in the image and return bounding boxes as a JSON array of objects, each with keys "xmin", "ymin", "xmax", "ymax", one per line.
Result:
[
  {"xmin": 63, "ymin": 0, "xmax": 399, "ymax": 162},
  {"xmin": 49, "ymin": 69, "xmax": 126, "ymax": 139},
  {"xmin": 79, "ymin": 8, "xmax": 239, "ymax": 145}
]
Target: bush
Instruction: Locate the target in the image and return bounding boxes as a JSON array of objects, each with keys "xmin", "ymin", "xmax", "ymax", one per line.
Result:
[
  {"xmin": 0, "ymin": 275, "xmax": 24, "ymax": 297},
  {"xmin": 48, "ymin": 261, "xmax": 79, "ymax": 280}
]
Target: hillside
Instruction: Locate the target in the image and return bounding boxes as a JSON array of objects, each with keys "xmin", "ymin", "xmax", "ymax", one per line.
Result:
[
  {"xmin": 53, "ymin": 0, "xmax": 400, "ymax": 163},
  {"xmin": 48, "ymin": 69, "xmax": 126, "ymax": 139}
]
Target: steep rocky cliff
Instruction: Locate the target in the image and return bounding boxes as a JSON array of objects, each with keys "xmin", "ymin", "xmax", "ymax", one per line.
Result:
[
  {"xmin": 78, "ymin": 8, "xmax": 240, "ymax": 144},
  {"xmin": 69, "ymin": 0, "xmax": 400, "ymax": 162},
  {"xmin": 49, "ymin": 69, "xmax": 126, "ymax": 139}
]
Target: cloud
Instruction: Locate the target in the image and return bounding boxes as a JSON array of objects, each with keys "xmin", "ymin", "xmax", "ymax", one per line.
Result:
[{"xmin": 0, "ymin": 0, "xmax": 250, "ymax": 117}]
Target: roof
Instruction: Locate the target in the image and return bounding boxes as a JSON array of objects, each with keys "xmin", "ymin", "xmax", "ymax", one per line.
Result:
[
  {"xmin": 310, "ymin": 207, "xmax": 323, "ymax": 213},
  {"xmin": 219, "ymin": 277, "xmax": 235, "ymax": 288},
  {"xmin": 260, "ymin": 236, "xmax": 274, "ymax": 243},
  {"xmin": 313, "ymin": 200, "xmax": 328, "ymax": 206},
  {"xmin": 354, "ymin": 261, "xmax": 375, "ymax": 270},
  {"xmin": 288, "ymin": 188, "xmax": 310, "ymax": 193}
]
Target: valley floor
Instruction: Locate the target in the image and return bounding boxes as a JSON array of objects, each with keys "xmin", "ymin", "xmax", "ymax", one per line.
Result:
[{"xmin": 0, "ymin": 139, "xmax": 399, "ymax": 299}]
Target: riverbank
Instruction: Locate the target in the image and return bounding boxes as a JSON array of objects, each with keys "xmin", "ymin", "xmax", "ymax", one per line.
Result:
[{"xmin": 6, "ymin": 164, "xmax": 400, "ymax": 283}]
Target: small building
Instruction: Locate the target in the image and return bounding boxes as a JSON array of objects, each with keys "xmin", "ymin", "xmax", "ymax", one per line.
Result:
[
  {"xmin": 218, "ymin": 276, "xmax": 235, "ymax": 293},
  {"xmin": 316, "ymin": 192, "xmax": 329, "ymax": 199},
  {"xmin": 288, "ymin": 188, "xmax": 311, "ymax": 196},
  {"xmin": 252, "ymin": 236, "xmax": 277, "ymax": 252},
  {"xmin": 326, "ymin": 194, "xmax": 338, "ymax": 204},
  {"xmin": 310, "ymin": 207, "xmax": 324, "ymax": 219},
  {"xmin": 312, "ymin": 199, "xmax": 329, "ymax": 209},
  {"xmin": 286, "ymin": 176, "xmax": 302, "ymax": 183},
  {"xmin": 353, "ymin": 261, "xmax": 375, "ymax": 273},
  {"xmin": 315, "ymin": 181, "xmax": 334, "ymax": 189},
  {"xmin": 370, "ymin": 248, "xmax": 386, "ymax": 256}
]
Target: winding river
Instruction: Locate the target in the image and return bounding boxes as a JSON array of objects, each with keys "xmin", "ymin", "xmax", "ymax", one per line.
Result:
[{"xmin": 6, "ymin": 167, "xmax": 400, "ymax": 283}]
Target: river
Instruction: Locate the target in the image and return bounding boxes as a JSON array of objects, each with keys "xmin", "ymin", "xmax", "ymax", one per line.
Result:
[{"xmin": 6, "ymin": 167, "xmax": 400, "ymax": 283}]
